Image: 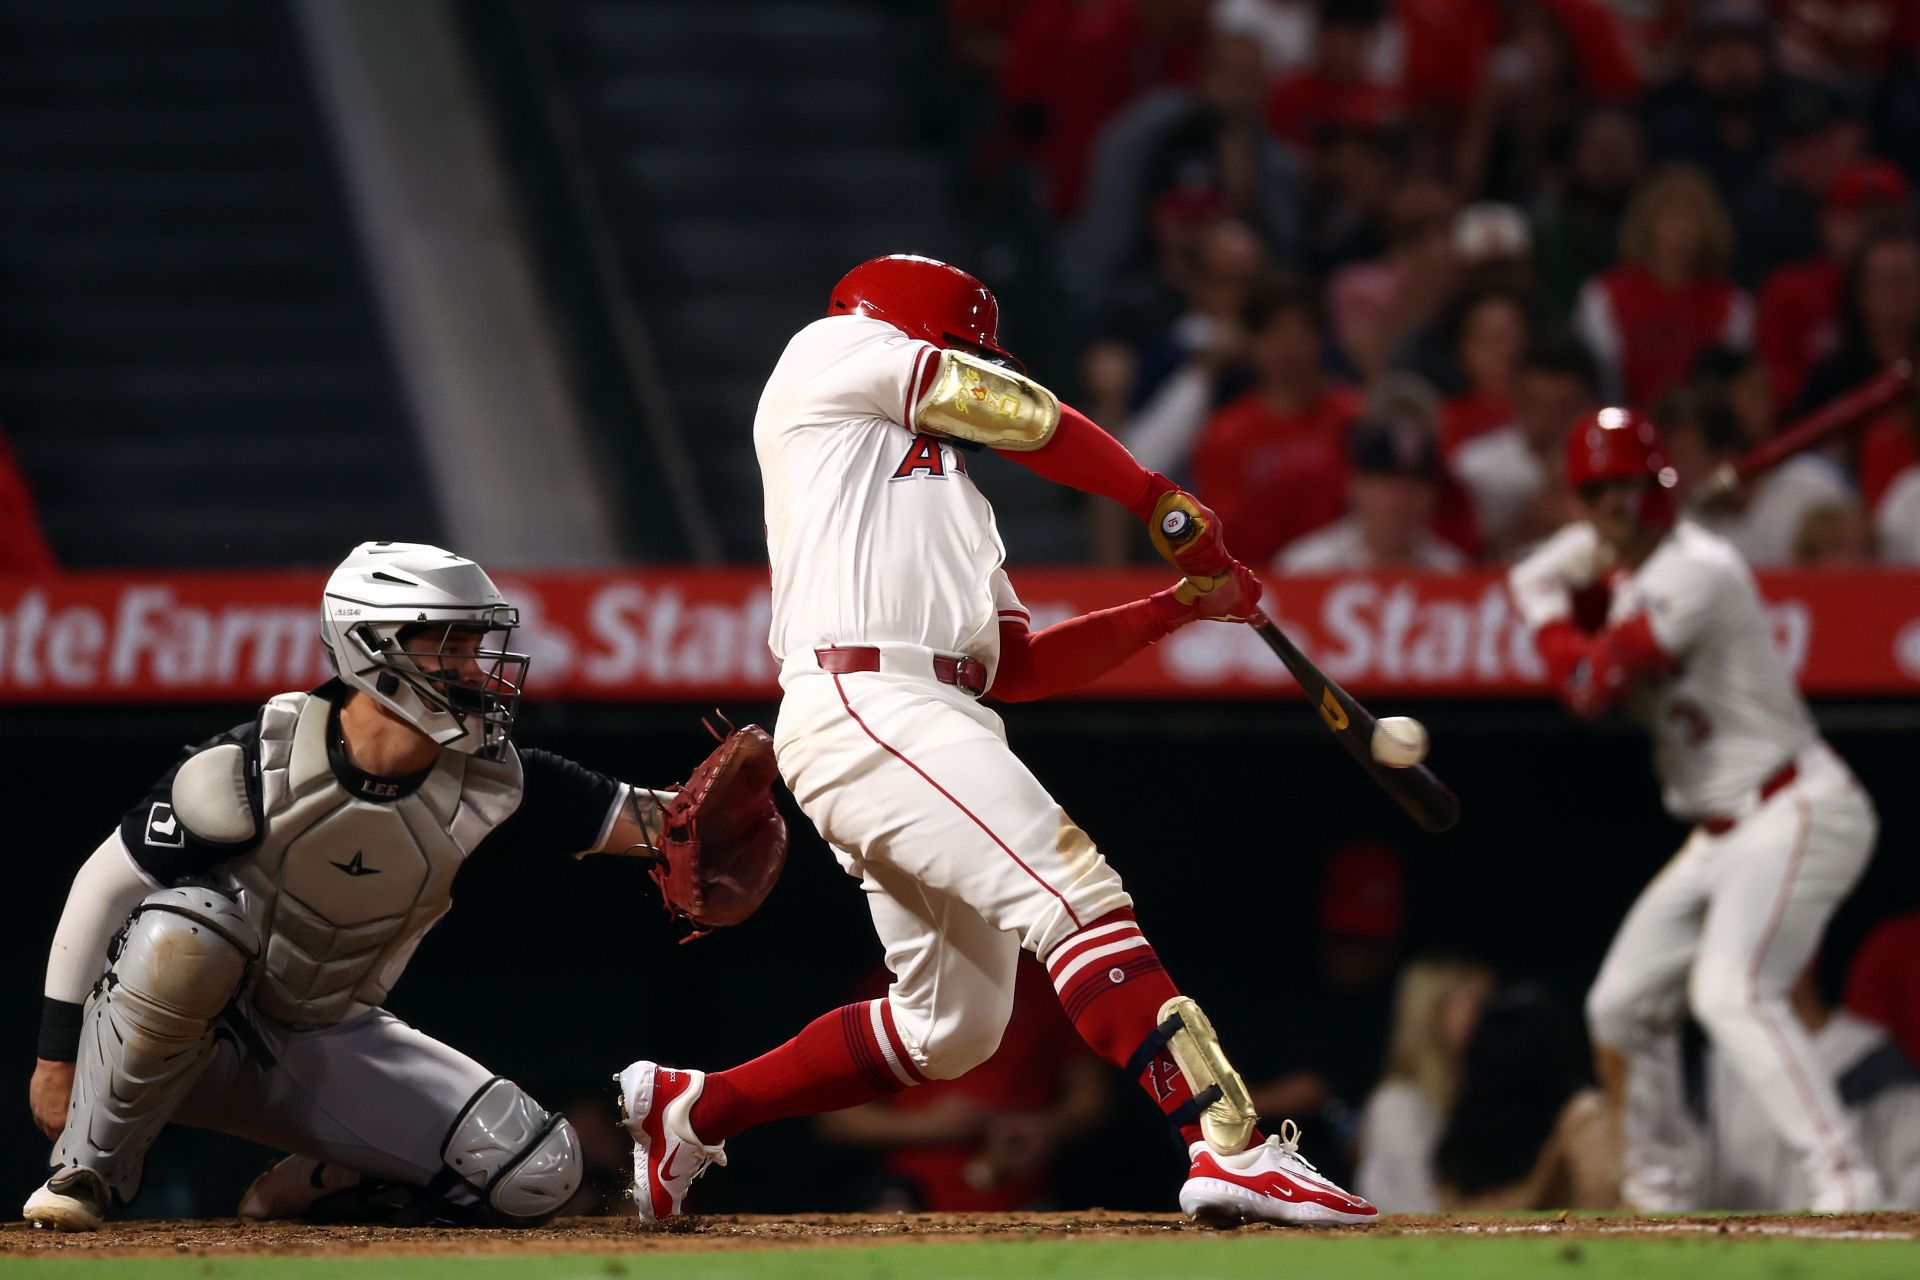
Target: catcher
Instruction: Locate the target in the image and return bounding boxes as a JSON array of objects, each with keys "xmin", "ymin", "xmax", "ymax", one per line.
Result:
[{"xmin": 22, "ymin": 541, "xmax": 785, "ymax": 1231}]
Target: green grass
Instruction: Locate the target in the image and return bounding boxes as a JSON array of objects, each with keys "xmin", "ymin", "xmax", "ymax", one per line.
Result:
[{"xmin": 4, "ymin": 1235, "xmax": 1919, "ymax": 1280}]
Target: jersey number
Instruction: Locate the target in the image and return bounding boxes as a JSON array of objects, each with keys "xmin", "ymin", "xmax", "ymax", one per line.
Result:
[{"xmin": 892, "ymin": 435, "xmax": 967, "ymax": 480}]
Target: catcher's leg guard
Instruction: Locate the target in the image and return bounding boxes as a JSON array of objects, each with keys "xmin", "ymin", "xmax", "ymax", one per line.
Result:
[
  {"xmin": 52, "ymin": 886, "xmax": 258, "ymax": 1206},
  {"xmin": 1130, "ymin": 997, "xmax": 1258, "ymax": 1156}
]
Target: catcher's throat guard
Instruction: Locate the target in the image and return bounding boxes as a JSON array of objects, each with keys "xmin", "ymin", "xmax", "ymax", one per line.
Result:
[
  {"xmin": 1156, "ymin": 996, "xmax": 1259, "ymax": 1155},
  {"xmin": 913, "ymin": 349, "xmax": 1060, "ymax": 451}
]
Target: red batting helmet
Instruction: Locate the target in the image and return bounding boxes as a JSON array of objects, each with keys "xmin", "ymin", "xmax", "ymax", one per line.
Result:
[
  {"xmin": 828, "ymin": 254, "xmax": 1024, "ymax": 372},
  {"xmin": 1567, "ymin": 406, "xmax": 1679, "ymax": 524}
]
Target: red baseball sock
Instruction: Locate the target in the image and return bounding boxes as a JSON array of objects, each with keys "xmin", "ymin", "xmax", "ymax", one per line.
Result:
[
  {"xmin": 689, "ymin": 1000, "xmax": 928, "ymax": 1142},
  {"xmin": 1044, "ymin": 908, "xmax": 1260, "ymax": 1150}
]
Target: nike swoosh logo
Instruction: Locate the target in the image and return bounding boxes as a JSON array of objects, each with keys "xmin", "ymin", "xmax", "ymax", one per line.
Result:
[{"xmin": 659, "ymin": 1142, "xmax": 692, "ymax": 1182}]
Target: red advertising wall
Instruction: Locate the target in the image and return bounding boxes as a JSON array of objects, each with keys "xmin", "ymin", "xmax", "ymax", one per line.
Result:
[{"xmin": 2, "ymin": 568, "xmax": 1918, "ymax": 703}]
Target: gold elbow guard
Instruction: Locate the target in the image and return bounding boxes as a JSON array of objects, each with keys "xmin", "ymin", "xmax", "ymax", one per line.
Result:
[
  {"xmin": 913, "ymin": 348, "xmax": 1060, "ymax": 450},
  {"xmin": 1158, "ymin": 996, "xmax": 1258, "ymax": 1155}
]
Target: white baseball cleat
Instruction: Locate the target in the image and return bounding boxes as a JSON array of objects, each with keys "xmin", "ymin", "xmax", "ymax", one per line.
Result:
[
  {"xmin": 237, "ymin": 1155, "xmax": 365, "ymax": 1221},
  {"xmin": 23, "ymin": 1166, "xmax": 109, "ymax": 1232},
  {"xmin": 1179, "ymin": 1120, "xmax": 1378, "ymax": 1227},
  {"xmin": 615, "ymin": 1059, "xmax": 726, "ymax": 1224}
]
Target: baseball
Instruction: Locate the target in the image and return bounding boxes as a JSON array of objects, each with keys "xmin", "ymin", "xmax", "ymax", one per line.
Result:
[{"xmin": 1370, "ymin": 716, "xmax": 1429, "ymax": 768}]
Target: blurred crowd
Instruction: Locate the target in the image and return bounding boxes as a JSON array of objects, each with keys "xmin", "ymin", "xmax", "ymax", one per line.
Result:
[{"xmin": 948, "ymin": 0, "xmax": 1920, "ymax": 569}]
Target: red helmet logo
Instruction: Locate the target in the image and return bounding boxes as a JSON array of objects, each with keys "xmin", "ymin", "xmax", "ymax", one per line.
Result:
[{"xmin": 828, "ymin": 255, "xmax": 1024, "ymax": 372}]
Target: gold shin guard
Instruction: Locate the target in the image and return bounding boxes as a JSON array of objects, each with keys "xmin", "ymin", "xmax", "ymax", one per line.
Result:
[{"xmin": 1157, "ymin": 997, "xmax": 1258, "ymax": 1155}]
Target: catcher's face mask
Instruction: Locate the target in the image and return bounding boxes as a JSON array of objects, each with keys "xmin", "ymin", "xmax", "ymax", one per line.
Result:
[{"xmin": 361, "ymin": 612, "xmax": 529, "ymax": 754}]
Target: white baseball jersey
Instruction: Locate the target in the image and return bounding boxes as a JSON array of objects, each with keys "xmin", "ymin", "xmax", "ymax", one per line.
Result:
[
  {"xmin": 1606, "ymin": 520, "xmax": 1817, "ymax": 821},
  {"xmin": 754, "ymin": 314, "xmax": 1026, "ymax": 674}
]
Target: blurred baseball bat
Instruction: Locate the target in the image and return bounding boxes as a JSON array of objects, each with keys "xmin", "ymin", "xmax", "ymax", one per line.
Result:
[
  {"xmin": 1692, "ymin": 360, "xmax": 1914, "ymax": 507},
  {"xmin": 1249, "ymin": 614, "xmax": 1461, "ymax": 833}
]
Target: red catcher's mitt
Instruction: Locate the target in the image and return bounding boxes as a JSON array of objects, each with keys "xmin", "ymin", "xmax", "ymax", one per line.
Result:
[{"xmin": 644, "ymin": 720, "xmax": 788, "ymax": 942}]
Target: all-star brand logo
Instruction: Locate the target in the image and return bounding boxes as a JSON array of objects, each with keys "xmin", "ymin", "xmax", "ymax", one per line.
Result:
[{"xmin": 330, "ymin": 851, "xmax": 381, "ymax": 877}]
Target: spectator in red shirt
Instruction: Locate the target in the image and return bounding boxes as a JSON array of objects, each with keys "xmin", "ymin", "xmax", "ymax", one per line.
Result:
[
  {"xmin": 1843, "ymin": 909, "xmax": 1920, "ymax": 1072},
  {"xmin": 1756, "ymin": 159, "xmax": 1910, "ymax": 410},
  {"xmin": 996, "ymin": 0, "xmax": 1208, "ymax": 216},
  {"xmin": 1575, "ymin": 164, "xmax": 1752, "ymax": 408},
  {"xmin": 1192, "ymin": 276, "xmax": 1361, "ymax": 562},
  {"xmin": 1435, "ymin": 283, "xmax": 1534, "ymax": 458},
  {"xmin": 0, "ymin": 430, "xmax": 54, "ymax": 573},
  {"xmin": 1266, "ymin": 0, "xmax": 1402, "ymax": 154},
  {"xmin": 815, "ymin": 957, "xmax": 1110, "ymax": 1212}
]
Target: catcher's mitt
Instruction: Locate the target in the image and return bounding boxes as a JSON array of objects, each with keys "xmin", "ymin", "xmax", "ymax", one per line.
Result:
[{"xmin": 639, "ymin": 718, "xmax": 788, "ymax": 942}]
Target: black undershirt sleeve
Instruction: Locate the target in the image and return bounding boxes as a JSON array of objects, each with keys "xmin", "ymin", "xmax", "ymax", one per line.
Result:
[{"xmin": 476, "ymin": 748, "xmax": 623, "ymax": 860}]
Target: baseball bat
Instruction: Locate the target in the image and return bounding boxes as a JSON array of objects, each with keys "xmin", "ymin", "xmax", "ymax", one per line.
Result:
[
  {"xmin": 1692, "ymin": 360, "xmax": 1914, "ymax": 506},
  {"xmin": 1249, "ymin": 613, "xmax": 1462, "ymax": 833},
  {"xmin": 1154, "ymin": 503, "xmax": 1460, "ymax": 832}
]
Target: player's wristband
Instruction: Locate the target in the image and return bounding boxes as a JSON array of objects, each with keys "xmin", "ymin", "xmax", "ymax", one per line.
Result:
[{"xmin": 37, "ymin": 996, "xmax": 83, "ymax": 1062}]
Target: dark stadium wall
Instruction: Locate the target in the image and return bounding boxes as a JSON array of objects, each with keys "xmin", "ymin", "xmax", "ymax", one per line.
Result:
[{"xmin": 5, "ymin": 700, "xmax": 1915, "ymax": 1217}]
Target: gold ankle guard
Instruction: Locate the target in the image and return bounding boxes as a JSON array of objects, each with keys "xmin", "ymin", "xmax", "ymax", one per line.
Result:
[{"xmin": 1157, "ymin": 996, "xmax": 1258, "ymax": 1155}]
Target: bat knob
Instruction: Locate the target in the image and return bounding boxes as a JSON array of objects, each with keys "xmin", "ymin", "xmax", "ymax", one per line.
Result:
[{"xmin": 1158, "ymin": 509, "xmax": 1194, "ymax": 544}]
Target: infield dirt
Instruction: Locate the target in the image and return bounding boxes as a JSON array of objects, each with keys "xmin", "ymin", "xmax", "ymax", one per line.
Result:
[{"xmin": 1, "ymin": 1211, "xmax": 1916, "ymax": 1259}]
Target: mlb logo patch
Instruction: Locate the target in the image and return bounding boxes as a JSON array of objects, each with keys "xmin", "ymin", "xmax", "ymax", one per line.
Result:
[{"xmin": 145, "ymin": 802, "xmax": 185, "ymax": 848}]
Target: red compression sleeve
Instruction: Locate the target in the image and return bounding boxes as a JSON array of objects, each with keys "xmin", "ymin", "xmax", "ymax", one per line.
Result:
[
  {"xmin": 990, "ymin": 591, "xmax": 1191, "ymax": 703},
  {"xmin": 1001, "ymin": 402, "xmax": 1175, "ymax": 518}
]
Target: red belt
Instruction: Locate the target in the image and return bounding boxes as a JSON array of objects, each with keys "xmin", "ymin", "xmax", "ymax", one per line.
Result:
[
  {"xmin": 1702, "ymin": 761, "xmax": 1799, "ymax": 835},
  {"xmin": 815, "ymin": 646, "xmax": 988, "ymax": 696}
]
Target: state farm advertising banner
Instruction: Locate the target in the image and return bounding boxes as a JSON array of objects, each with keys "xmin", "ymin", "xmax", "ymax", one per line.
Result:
[{"xmin": 1, "ymin": 568, "xmax": 1918, "ymax": 704}]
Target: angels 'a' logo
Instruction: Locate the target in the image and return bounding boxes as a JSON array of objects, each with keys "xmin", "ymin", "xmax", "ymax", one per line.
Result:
[
  {"xmin": 891, "ymin": 435, "xmax": 967, "ymax": 480},
  {"xmin": 1147, "ymin": 1056, "xmax": 1182, "ymax": 1101}
]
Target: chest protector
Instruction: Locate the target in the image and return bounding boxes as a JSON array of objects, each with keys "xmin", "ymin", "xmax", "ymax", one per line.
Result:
[{"xmin": 223, "ymin": 692, "xmax": 522, "ymax": 1026}]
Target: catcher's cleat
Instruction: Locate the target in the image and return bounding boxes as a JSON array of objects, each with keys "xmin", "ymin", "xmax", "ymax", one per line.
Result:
[
  {"xmin": 23, "ymin": 1166, "xmax": 109, "ymax": 1232},
  {"xmin": 237, "ymin": 1155, "xmax": 365, "ymax": 1221},
  {"xmin": 616, "ymin": 1060, "xmax": 726, "ymax": 1224},
  {"xmin": 1179, "ymin": 1120, "xmax": 1377, "ymax": 1228}
]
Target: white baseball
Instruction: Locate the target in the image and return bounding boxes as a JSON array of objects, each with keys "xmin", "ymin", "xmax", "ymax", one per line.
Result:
[{"xmin": 1370, "ymin": 716, "xmax": 1429, "ymax": 768}]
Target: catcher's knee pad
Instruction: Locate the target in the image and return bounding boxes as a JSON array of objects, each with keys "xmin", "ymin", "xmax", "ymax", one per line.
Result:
[
  {"xmin": 439, "ymin": 1078, "xmax": 582, "ymax": 1225},
  {"xmin": 56, "ymin": 886, "xmax": 259, "ymax": 1202},
  {"xmin": 1132, "ymin": 997, "xmax": 1257, "ymax": 1156}
]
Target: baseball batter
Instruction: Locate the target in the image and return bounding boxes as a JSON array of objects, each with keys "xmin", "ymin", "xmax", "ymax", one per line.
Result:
[
  {"xmin": 1508, "ymin": 411, "xmax": 1883, "ymax": 1212},
  {"xmin": 615, "ymin": 254, "xmax": 1377, "ymax": 1227},
  {"xmin": 23, "ymin": 542, "xmax": 707, "ymax": 1231}
]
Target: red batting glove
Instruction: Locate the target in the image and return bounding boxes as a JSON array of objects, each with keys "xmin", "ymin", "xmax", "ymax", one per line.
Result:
[
  {"xmin": 1143, "ymin": 481, "xmax": 1232, "ymax": 578},
  {"xmin": 1147, "ymin": 562, "xmax": 1265, "ymax": 629}
]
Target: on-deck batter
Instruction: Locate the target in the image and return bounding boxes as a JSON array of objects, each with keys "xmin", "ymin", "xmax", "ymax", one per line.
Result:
[
  {"xmin": 1509, "ymin": 409, "xmax": 1883, "ymax": 1212},
  {"xmin": 615, "ymin": 254, "xmax": 1378, "ymax": 1227}
]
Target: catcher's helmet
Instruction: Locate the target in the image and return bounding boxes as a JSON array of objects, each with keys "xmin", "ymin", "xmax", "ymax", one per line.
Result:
[
  {"xmin": 320, "ymin": 541, "xmax": 529, "ymax": 756},
  {"xmin": 828, "ymin": 254, "xmax": 1024, "ymax": 372},
  {"xmin": 1566, "ymin": 406, "xmax": 1679, "ymax": 525}
]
